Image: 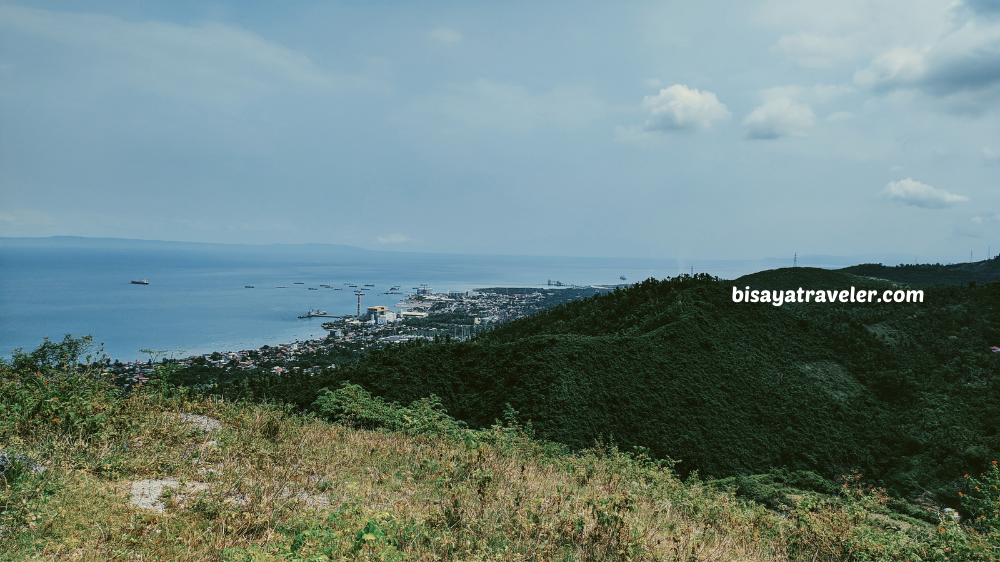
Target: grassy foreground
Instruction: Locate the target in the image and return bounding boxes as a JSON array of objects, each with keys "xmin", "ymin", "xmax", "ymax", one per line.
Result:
[{"xmin": 1, "ymin": 342, "xmax": 997, "ymax": 560}]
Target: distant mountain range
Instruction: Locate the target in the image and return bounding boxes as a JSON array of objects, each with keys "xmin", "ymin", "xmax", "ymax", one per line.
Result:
[{"xmin": 2, "ymin": 235, "xmax": 957, "ymax": 279}]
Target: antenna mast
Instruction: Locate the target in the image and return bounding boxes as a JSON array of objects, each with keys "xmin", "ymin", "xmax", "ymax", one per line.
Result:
[{"xmin": 793, "ymin": 252, "xmax": 797, "ymax": 267}]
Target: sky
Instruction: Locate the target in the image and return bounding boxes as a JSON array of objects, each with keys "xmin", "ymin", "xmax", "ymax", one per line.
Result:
[{"xmin": 1, "ymin": 0, "xmax": 999, "ymax": 262}]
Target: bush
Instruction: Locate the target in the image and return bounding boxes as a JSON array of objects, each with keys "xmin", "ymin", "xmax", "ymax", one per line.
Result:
[
  {"xmin": 313, "ymin": 382, "xmax": 467, "ymax": 438},
  {"xmin": 0, "ymin": 335, "xmax": 119, "ymax": 440},
  {"xmin": 962, "ymin": 460, "xmax": 1000, "ymax": 539}
]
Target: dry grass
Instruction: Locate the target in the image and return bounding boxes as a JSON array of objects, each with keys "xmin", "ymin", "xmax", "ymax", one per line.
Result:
[{"xmin": 0, "ymin": 390, "xmax": 992, "ymax": 561}]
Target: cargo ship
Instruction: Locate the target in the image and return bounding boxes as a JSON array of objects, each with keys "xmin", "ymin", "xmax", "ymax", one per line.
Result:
[
  {"xmin": 130, "ymin": 279, "xmax": 149, "ymax": 285},
  {"xmin": 298, "ymin": 309, "xmax": 333, "ymax": 318}
]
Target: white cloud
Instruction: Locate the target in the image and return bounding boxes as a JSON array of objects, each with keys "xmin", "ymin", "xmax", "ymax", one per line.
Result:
[
  {"xmin": 430, "ymin": 28, "xmax": 462, "ymax": 43},
  {"xmin": 957, "ymin": 213, "xmax": 1000, "ymax": 237},
  {"xmin": 854, "ymin": 47, "xmax": 929, "ymax": 88},
  {"xmin": 393, "ymin": 80, "xmax": 606, "ymax": 132},
  {"xmin": 0, "ymin": 5, "xmax": 378, "ymax": 111},
  {"xmin": 375, "ymin": 234, "xmax": 412, "ymax": 244},
  {"xmin": 639, "ymin": 85, "xmax": 731, "ymax": 132},
  {"xmin": 851, "ymin": 13, "xmax": 1000, "ymax": 109},
  {"xmin": 757, "ymin": 0, "xmax": 955, "ymax": 68},
  {"xmin": 761, "ymin": 0, "xmax": 1000, "ymax": 110},
  {"xmin": 881, "ymin": 178, "xmax": 969, "ymax": 208},
  {"xmin": 743, "ymin": 98, "xmax": 815, "ymax": 139}
]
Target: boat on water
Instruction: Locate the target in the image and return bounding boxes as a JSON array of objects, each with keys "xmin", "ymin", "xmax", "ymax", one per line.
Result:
[
  {"xmin": 293, "ymin": 282, "xmax": 305, "ymax": 284},
  {"xmin": 334, "ymin": 288, "xmax": 342, "ymax": 290},
  {"xmin": 620, "ymin": 275, "xmax": 627, "ymax": 281},
  {"xmin": 308, "ymin": 287, "xmax": 318, "ymax": 290},
  {"xmin": 276, "ymin": 286, "xmax": 287, "ymax": 288},
  {"xmin": 364, "ymin": 283, "xmax": 375, "ymax": 287},
  {"xmin": 130, "ymin": 279, "xmax": 149, "ymax": 285},
  {"xmin": 245, "ymin": 285, "xmax": 254, "ymax": 288},
  {"xmin": 348, "ymin": 284, "xmax": 357, "ymax": 287},
  {"xmin": 298, "ymin": 309, "xmax": 332, "ymax": 318}
]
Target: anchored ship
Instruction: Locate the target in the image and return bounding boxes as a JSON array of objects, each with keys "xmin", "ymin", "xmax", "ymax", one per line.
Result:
[
  {"xmin": 298, "ymin": 309, "xmax": 333, "ymax": 318},
  {"xmin": 130, "ymin": 279, "xmax": 149, "ymax": 285}
]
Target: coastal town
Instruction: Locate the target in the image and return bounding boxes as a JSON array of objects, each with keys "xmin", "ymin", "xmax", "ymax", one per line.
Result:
[{"xmin": 110, "ymin": 284, "xmax": 622, "ymax": 382}]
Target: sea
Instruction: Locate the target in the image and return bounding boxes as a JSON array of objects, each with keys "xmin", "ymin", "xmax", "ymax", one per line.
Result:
[{"xmin": 0, "ymin": 237, "xmax": 905, "ymax": 362}]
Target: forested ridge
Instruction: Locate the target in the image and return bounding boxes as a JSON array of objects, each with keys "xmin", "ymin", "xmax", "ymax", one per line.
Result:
[
  {"xmin": 164, "ymin": 267, "xmax": 1000, "ymax": 508},
  {"xmin": 842, "ymin": 254, "xmax": 1000, "ymax": 285},
  {"xmin": 6, "ymin": 266, "xmax": 1000, "ymax": 558},
  {"xmin": 331, "ymin": 268, "xmax": 1000, "ymax": 506}
]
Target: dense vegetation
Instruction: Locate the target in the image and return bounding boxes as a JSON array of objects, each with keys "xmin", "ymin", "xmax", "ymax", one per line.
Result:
[
  {"xmin": 842, "ymin": 255, "xmax": 1000, "ymax": 285},
  {"xmin": 318, "ymin": 269, "xmax": 1000, "ymax": 510},
  {"xmin": 157, "ymin": 268, "xmax": 1000, "ymax": 509},
  {"xmin": 3, "ymin": 337, "xmax": 999, "ymax": 560}
]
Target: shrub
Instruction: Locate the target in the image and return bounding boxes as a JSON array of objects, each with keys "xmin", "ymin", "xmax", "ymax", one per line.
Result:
[
  {"xmin": 313, "ymin": 382, "xmax": 467, "ymax": 438},
  {"xmin": 0, "ymin": 335, "xmax": 119, "ymax": 440},
  {"xmin": 962, "ymin": 461, "xmax": 1000, "ymax": 540}
]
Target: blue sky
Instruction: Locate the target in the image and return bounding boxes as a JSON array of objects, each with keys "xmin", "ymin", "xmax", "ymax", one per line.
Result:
[{"xmin": 1, "ymin": 0, "xmax": 999, "ymax": 261}]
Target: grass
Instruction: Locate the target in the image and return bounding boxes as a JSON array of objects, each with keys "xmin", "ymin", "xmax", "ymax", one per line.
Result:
[
  {"xmin": 1, "ymin": 383, "xmax": 996, "ymax": 561},
  {"xmin": 2, "ymin": 336, "xmax": 997, "ymax": 560}
]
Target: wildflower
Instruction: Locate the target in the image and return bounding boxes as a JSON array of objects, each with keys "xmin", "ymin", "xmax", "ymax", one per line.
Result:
[
  {"xmin": 965, "ymin": 474, "xmax": 969, "ymax": 478},
  {"xmin": 52, "ymin": 418, "xmax": 58, "ymax": 422},
  {"xmin": 959, "ymin": 492, "xmax": 963, "ymax": 496}
]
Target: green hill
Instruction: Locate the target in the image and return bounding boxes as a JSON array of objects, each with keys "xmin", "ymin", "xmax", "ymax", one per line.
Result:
[
  {"xmin": 841, "ymin": 255, "xmax": 1000, "ymax": 285},
  {"xmin": 5, "ymin": 339, "xmax": 997, "ymax": 560},
  {"xmin": 329, "ymin": 270, "xmax": 1000, "ymax": 505}
]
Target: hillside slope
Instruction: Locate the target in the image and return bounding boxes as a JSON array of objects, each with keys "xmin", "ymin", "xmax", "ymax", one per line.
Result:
[
  {"xmin": 841, "ymin": 255, "xmax": 1000, "ymax": 285},
  {"xmin": 335, "ymin": 271, "xmax": 1000, "ymax": 503},
  {"xmin": 3, "ymin": 342, "xmax": 997, "ymax": 560}
]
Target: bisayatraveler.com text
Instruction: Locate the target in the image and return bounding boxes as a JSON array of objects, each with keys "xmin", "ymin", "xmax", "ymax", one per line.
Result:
[{"xmin": 733, "ymin": 286, "xmax": 924, "ymax": 307}]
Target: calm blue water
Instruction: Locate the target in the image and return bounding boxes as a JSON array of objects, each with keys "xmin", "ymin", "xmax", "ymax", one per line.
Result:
[
  {"xmin": 0, "ymin": 238, "xmax": 664, "ymax": 361},
  {"xmin": 1, "ymin": 237, "xmax": 876, "ymax": 362}
]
